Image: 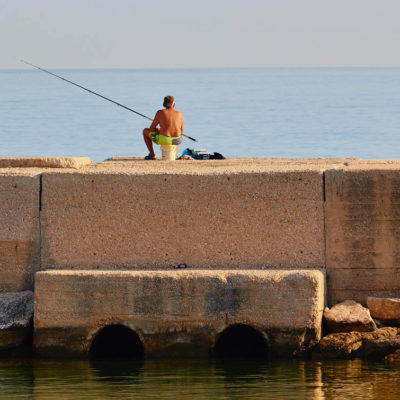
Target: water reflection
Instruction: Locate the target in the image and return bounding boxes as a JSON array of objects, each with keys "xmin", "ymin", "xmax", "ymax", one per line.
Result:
[
  {"xmin": 90, "ymin": 359, "xmax": 143, "ymax": 384},
  {"xmin": 214, "ymin": 358, "xmax": 268, "ymax": 378},
  {"xmin": 0, "ymin": 358, "xmax": 34, "ymax": 398},
  {"xmin": 0, "ymin": 358, "xmax": 400, "ymax": 399}
]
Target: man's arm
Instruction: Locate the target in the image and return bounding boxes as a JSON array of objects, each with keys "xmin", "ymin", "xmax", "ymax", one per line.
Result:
[{"xmin": 149, "ymin": 111, "xmax": 160, "ymax": 132}]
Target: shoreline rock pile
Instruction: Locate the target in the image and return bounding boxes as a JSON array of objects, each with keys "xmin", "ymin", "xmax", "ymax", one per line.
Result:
[{"xmin": 313, "ymin": 297, "xmax": 400, "ymax": 361}]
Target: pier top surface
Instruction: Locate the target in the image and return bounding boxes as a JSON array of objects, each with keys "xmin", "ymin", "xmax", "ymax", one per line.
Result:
[
  {"xmin": 95, "ymin": 157, "xmax": 400, "ymax": 173},
  {"xmin": 1, "ymin": 157, "xmax": 400, "ymax": 175}
]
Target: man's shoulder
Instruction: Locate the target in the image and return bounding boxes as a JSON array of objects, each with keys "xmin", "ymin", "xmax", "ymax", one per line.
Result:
[{"xmin": 158, "ymin": 108, "xmax": 182, "ymax": 118}]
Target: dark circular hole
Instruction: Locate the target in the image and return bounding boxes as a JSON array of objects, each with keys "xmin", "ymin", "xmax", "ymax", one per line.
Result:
[
  {"xmin": 89, "ymin": 325, "xmax": 144, "ymax": 360},
  {"xmin": 214, "ymin": 324, "xmax": 269, "ymax": 359}
]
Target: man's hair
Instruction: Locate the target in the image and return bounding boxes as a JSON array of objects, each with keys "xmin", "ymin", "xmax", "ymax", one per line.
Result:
[{"xmin": 163, "ymin": 95, "xmax": 175, "ymax": 108}]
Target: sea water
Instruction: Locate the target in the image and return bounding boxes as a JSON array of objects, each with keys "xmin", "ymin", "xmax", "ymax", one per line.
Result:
[
  {"xmin": 1, "ymin": 67, "xmax": 399, "ymax": 162},
  {"xmin": 1, "ymin": 358, "xmax": 400, "ymax": 399}
]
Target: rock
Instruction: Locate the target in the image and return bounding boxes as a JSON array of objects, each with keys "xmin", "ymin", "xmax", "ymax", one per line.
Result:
[
  {"xmin": 324, "ymin": 300, "xmax": 377, "ymax": 333},
  {"xmin": 0, "ymin": 291, "xmax": 34, "ymax": 329},
  {"xmin": 367, "ymin": 326, "xmax": 400, "ymax": 341},
  {"xmin": 367, "ymin": 297, "xmax": 400, "ymax": 325},
  {"xmin": 312, "ymin": 331, "xmax": 364, "ymax": 359},
  {"xmin": 313, "ymin": 327, "xmax": 400, "ymax": 360},
  {"xmin": 385, "ymin": 349, "xmax": 400, "ymax": 363},
  {"xmin": 364, "ymin": 339, "xmax": 400, "ymax": 360},
  {"xmin": 0, "ymin": 291, "xmax": 34, "ymax": 349}
]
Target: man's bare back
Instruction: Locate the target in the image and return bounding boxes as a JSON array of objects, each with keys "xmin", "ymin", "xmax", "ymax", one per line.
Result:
[
  {"xmin": 149, "ymin": 108, "xmax": 183, "ymax": 137},
  {"xmin": 142, "ymin": 95, "xmax": 184, "ymax": 159}
]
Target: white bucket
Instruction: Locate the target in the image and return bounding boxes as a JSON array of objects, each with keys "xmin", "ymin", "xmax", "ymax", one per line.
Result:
[{"xmin": 161, "ymin": 145, "xmax": 177, "ymax": 161}]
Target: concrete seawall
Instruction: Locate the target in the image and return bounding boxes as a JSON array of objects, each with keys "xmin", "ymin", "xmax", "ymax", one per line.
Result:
[
  {"xmin": 1, "ymin": 157, "xmax": 400, "ymax": 357},
  {"xmin": 0, "ymin": 170, "xmax": 40, "ymax": 292},
  {"xmin": 34, "ymin": 269, "xmax": 325, "ymax": 358},
  {"xmin": 325, "ymin": 165, "xmax": 400, "ymax": 304},
  {"xmin": 40, "ymin": 167, "xmax": 324, "ymax": 269}
]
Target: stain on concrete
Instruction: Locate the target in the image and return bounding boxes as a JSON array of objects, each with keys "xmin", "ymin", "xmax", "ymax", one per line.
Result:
[
  {"xmin": 344, "ymin": 175, "xmax": 377, "ymax": 274},
  {"xmin": 330, "ymin": 169, "xmax": 344, "ymax": 196},
  {"xmin": 205, "ymin": 279, "xmax": 249, "ymax": 316},
  {"xmin": 133, "ymin": 278, "xmax": 164, "ymax": 316}
]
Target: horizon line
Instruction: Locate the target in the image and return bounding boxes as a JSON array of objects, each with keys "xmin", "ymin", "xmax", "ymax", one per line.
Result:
[{"xmin": 2, "ymin": 65, "xmax": 400, "ymax": 72}]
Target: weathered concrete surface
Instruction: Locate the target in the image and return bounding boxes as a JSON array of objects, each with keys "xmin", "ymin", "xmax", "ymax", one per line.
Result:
[
  {"xmin": 34, "ymin": 269, "xmax": 325, "ymax": 358},
  {"xmin": 0, "ymin": 157, "xmax": 93, "ymax": 169},
  {"xmin": 97, "ymin": 157, "xmax": 359, "ymax": 169},
  {"xmin": 323, "ymin": 300, "xmax": 376, "ymax": 333},
  {"xmin": 325, "ymin": 166, "xmax": 400, "ymax": 305},
  {"xmin": 0, "ymin": 291, "xmax": 33, "ymax": 349},
  {"xmin": 367, "ymin": 296, "xmax": 400, "ymax": 324},
  {"xmin": 0, "ymin": 171, "xmax": 41, "ymax": 291},
  {"xmin": 40, "ymin": 163, "xmax": 325, "ymax": 269}
]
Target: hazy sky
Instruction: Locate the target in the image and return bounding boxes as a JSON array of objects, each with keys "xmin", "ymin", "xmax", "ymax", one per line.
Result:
[{"xmin": 1, "ymin": 0, "xmax": 399, "ymax": 69}]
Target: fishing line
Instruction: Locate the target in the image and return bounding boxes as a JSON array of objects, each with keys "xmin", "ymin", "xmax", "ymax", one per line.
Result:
[{"xmin": 21, "ymin": 60, "xmax": 197, "ymax": 142}]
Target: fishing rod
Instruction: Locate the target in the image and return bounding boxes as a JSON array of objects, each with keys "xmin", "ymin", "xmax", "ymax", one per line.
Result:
[{"xmin": 21, "ymin": 60, "xmax": 197, "ymax": 142}]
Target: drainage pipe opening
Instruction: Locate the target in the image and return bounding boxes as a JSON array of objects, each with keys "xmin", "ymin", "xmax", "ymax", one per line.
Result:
[
  {"xmin": 89, "ymin": 325, "xmax": 144, "ymax": 360},
  {"xmin": 214, "ymin": 324, "xmax": 269, "ymax": 359}
]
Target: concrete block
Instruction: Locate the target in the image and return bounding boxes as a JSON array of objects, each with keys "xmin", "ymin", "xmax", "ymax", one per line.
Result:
[
  {"xmin": 0, "ymin": 172, "xmax": 40, "ymax": 291},
  {"xmin": 0, "ymin": 157, "xmax": 93, "ymax": 169},
  {"xmin": 34, "ymin": 269, "xmax": 325, "ymax": 358},
  {"xmin": 41, "ymin": 168, "xmax": 325, "ymax": 269},
  {"xmin": 325, "ymin": 168, "xmax": 400, "ymax": 305}
]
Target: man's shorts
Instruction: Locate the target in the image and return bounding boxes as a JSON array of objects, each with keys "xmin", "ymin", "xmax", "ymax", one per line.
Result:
[{"xmin": 149, "ymin": 132, "xmax": 182, "ymax": 146}]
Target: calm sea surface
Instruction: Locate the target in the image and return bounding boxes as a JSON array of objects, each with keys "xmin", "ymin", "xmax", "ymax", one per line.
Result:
[
  {"xmin": 1, "ymin": 68, "xmax": 399, "ymax": 162},
  {"xmin": 1, "ymin": 358, "xmax": 400, "ymax": 399}
]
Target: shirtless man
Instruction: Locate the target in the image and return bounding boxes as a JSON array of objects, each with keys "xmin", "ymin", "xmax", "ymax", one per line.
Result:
[{"xmin": 143, "ymin": 95, "xmax": 183, "ymax": 160}]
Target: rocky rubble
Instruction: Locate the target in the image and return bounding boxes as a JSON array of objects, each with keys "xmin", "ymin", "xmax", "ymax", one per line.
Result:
[
  {"xmin": 313, "ymin": 298, "xmax": 400, "ymax": 360},
  {"xmin": 323, "ymin": 300, "xmax": 377, "ymax": 333},
  {"xmin": 0, "ymin": 291, "xmax": 34, "ymax": 349},
  {"xmin": 313, "ymin": 327, "xmax": 400, "ymax": 360}
]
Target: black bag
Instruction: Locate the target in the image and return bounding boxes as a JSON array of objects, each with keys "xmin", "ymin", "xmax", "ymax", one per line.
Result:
[{"xmin": 180, "ymin": 148, "xmax": 226, "ymax": 160}]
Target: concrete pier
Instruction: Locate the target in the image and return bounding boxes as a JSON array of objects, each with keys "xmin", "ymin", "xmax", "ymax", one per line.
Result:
[{"xmin": 1, "ymin": 157, "xmax": 400, "ymax": 357}]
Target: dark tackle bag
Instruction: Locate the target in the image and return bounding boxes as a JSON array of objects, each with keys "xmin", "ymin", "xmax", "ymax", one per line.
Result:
[{"xmin": 179, "ymin": 148, "xmax": 226, "ymax": 160}]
